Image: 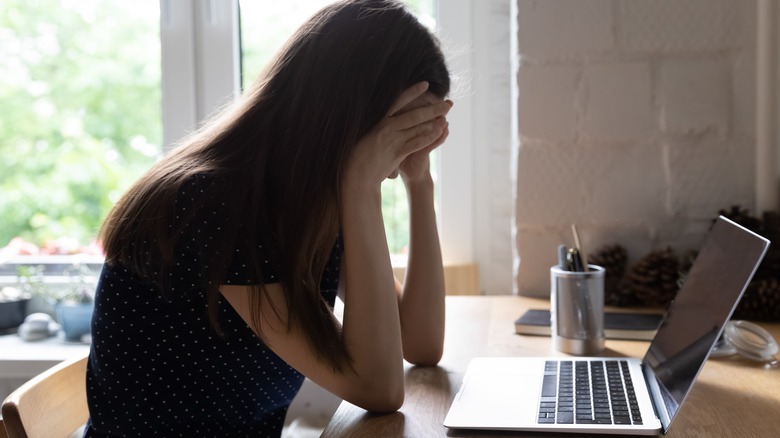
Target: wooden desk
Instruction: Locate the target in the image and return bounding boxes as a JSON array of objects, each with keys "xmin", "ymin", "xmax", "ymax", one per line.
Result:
[{"xmin": 322, "ymin": 295, "xmax": 780, "ymax": 437}]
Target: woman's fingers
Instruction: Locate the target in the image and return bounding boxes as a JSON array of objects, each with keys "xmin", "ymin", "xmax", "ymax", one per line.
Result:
[
  {"xmin": 388, "ymin": 82, "xmax": 430, "ymax": 116},
  {"xmin": 400, "ymin": 116, "xmax": 447, "ymax": 156},
  {"xmin": 383, "ymin": 100, "xmax": 450, "ymax": 159},
  {"xmin": 393, "ymin": 100, "xmax": 451, "ymax": 132},
  {"xmin": 428, "ymin": 120, "xmax": 450, "ymax": 151},
  {"xmin": 347, "ymin": 90, "xmax": 451, "ymax": 185}
]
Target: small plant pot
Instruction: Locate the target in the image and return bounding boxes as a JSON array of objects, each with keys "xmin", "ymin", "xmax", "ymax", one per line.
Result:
[
  {"xmin": 0, "ymin": 299, "xmax": 29, "ymax": 330},
  {"xmin": 55, "ymin": 302, "xmax": 94, "ymax": 342}
]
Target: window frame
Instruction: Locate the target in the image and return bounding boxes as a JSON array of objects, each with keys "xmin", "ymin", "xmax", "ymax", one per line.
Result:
[{"xmin": 160, "ymin": 0, "xmax": 241, "ymax": 149}]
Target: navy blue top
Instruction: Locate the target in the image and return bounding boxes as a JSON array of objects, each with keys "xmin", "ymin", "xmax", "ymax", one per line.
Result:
[{"xmin": 84, "ymin": 175, "xmax": 342, "ymax": 437}]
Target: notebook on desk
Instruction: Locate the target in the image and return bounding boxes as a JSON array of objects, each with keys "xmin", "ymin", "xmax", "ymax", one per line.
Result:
[
  {"xmin": 515, "ymin": 309, "xmax": 663, "ymax": 341},
  {"xmin": 444, "ymin": 216, "xmax": 770, "ymax": 436}
]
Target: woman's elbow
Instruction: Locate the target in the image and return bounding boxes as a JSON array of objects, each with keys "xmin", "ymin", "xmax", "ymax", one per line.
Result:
[
  {"xmin": 365, "ymin": 394, "xmax": 404, "ymax": 414},
  {"xmin": 403, "ymin": 345, "xmax": 443, "ymax": 367},
  {"xmin": 354, "ymin": 383, "xmax": 405, "ymax": 413}
]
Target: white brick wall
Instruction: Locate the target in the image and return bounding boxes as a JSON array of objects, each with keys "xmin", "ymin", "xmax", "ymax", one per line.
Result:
[
  {"xmin": 659, "ymin": 58, "xmax": 730, "ymax": 135},
  {"xmin": 517, "ymin": 65, "xmax": 579, "ymax": 141},
  {"xmin": 517, "ymin": 0, "xmax": 614, "ymax": 60},
  {"xmin": 515, "ymin": 0, "xmax": 758, "ymax": 296},
  {"xmin": 583, "ymin": 62, "xmax": 654, "ymax": 141},
  {"xmin": 621, "ymin": 0, "xmax": 751, "ymax": 52},
  {"xmin": 734, "ymin": 52, "xmax": 758, "ymax": 137}
]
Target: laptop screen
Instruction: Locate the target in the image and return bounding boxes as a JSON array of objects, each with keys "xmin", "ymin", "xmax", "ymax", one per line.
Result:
[{"xmin": 642, "ymin": 216, "xmax": 769, "ymax": 430}]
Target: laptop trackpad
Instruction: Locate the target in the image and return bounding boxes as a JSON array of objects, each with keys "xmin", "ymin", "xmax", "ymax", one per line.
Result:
[{"xmin": 448, "ymin": 358, "xmax": 542, "ymax": 428}]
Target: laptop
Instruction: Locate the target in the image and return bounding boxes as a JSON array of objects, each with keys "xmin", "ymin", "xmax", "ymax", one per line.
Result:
[{"xmin": 444, "ymin": 216, "xmax": 770, "ymax": 435}]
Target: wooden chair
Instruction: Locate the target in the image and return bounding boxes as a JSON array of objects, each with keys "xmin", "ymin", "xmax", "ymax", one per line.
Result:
[
  {"xmin": 1, "ymin": 353, "xmax": 89, "ymax": 438},
  {"xmin": 0, "ymin": 419, "xmax": 9, "ymax": 438}
]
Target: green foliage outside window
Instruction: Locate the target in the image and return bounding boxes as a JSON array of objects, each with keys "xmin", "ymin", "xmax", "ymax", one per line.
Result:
[{"xmin": 0, "ymin": 0, "xmax": 162, "ymax": 253}]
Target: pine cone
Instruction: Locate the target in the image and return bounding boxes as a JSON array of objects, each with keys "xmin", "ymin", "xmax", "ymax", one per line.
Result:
[
  {"xmin": 733, "ymin": 277, "xmax": 780, "ymax": 321},
  {"xmin": 618, "ymin": 247, "xmax": 679, "ymax": 308},
  {"xmin": 589, "ymin": 244, "xmax": 629, "ymax": 306},
  {"xmin": 676, "ymin": 250, "xmax": 698, "ymax": 290}
]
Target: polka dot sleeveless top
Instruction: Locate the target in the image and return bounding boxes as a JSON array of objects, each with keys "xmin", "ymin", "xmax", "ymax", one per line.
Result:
[{"xmin": 84, "ymin": 175, "xmax": 342, "ymax": 437}]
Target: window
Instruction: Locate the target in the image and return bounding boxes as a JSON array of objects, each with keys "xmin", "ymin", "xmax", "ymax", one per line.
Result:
[{"xmin": 3, "ymin": 0, "xmax": 494, "ymax": 291}]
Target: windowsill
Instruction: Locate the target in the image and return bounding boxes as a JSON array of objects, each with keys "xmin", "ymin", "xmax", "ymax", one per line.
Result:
[
  {"xmin": 0, "ymin": 255, "xmax": 480, "ymax": 294},
  {"xmin": 0, "ymin": 255, "xmax": 104, "ymax": 285},
  {"xmin": 392, "ymin": 262, "xmax": 480, "ymax": 295},
  {"xmin": 0, "ymin": 254, "xmax": 104, "ymax": 269}
]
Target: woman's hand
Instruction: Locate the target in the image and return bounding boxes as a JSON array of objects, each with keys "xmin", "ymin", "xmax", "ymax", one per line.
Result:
[
  {"xmin": 391, "ymin": 92, "xmax": 452, "ymax": 184},
  {"xmin": 397, "ymin": 99, "xmax": 451, "ymax": 184},
  {"xmin": 343, "ymin": 82, "xmax": 452, "ymax": 191}
]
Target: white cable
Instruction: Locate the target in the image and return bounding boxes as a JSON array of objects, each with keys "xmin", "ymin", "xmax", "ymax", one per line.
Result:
[
  {"xmin": 709, "ymin": 338, "xmax": 737, "ymax": 358},
  {"xmin": 723, "ymin": 320, "xmax": 779, "ymax": 363}
]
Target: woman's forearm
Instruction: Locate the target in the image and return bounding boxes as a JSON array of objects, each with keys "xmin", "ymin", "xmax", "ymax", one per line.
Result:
[
  {"xmin": 398, "ymin": 176, "xmax": 446, "ymax": 365},
  {"xmin": 339, "ymin": 183, "xmax": 405, "ymax": 409}
]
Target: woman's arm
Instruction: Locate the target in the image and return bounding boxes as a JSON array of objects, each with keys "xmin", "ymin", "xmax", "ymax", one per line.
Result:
[
  {"xmin": 222, "ymin": 83, "xmax": 451, "ymax": 413},
  {"xmin": 395, "ymin": 99, "xmax": 450, "ymax": 366},
  {"xmin": 397, "ymin": 174, "xmax": 446, "ymax": 366}
]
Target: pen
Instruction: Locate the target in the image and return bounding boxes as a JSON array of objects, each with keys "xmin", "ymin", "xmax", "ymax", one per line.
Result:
[
  {"xmin": 567, "ymin": 248, "xmax": 584, "ymax": 272},
  {"xmin": 571, "ymin": 224, "xmax": 588, "ymax": 271}
]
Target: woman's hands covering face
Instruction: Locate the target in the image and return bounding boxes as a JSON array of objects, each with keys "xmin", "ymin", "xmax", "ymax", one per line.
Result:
[
  {"xmin": 345, "ymin": 82, "xmax": 452, "ymax": 190},
  {"xmin": 393, "ymin": 91, "xmax": 452, "ymax": 183}
]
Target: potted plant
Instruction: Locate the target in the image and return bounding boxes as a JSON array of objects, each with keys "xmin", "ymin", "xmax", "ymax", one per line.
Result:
[
  {"xmin": 0, "ymin": 286, "xmax": 30, "ymax": 332},
  {"xmin": 54, "ymin": 263, "xmax": 96, "ymax": 342}
]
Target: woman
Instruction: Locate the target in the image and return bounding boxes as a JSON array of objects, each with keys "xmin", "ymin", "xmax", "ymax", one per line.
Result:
[{"xmin": 84, "ymin": 0, "xmax": 451, "ymax": 436}]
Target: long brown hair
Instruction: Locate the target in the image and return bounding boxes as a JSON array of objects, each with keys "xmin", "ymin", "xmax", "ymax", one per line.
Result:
[{"xmin": 100, "ymin": 0, "xmax": 450, "ymax": 371}]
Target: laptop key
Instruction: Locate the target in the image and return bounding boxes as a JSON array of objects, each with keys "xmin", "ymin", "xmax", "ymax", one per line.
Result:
[
  {"xmin": 614, "ymin": 416, "xmax": 632, "ymax": 424},
  {"xmin": 577, "ymin": 418, "xmax": 613, "ymax": 424},
  {"xmin": 541, "ymin": 375, "xmax": 557, "ymax": 397},
  {"xmin": 556, "ymin": 411, "xmax": 574, "ymax": 424}
]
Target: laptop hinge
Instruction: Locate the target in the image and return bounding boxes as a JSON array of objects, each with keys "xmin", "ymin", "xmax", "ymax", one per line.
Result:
[{"xmin": 642, "ymin": 363, "xmax": 673, "ymax": 434}]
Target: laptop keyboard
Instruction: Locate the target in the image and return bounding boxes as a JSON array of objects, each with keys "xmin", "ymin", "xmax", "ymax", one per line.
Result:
[{"xmin": 538, "ymin": 360, "xmax": 643, "ymax": 425}]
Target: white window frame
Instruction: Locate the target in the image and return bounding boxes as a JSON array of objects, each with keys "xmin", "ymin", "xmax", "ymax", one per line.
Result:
[
  {"xmin": 436, "ymin": 0, "xmax": 475, "ymax": 268},
  {"xmin": 160, "ymin": 0, "xmax": 241, "ymax": 148},
  {"xmin": 437, "ymin": 0, "xmax": 514, "ymax": 295},
  {"xmin": 159, "ymin": 0, "xmax": 512, "ymax": 294}
]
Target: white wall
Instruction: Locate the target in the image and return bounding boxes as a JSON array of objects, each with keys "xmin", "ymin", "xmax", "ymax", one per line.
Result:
[{"xmin": 514, "ymin": 0, "xmax": 759, "ymax": 296}]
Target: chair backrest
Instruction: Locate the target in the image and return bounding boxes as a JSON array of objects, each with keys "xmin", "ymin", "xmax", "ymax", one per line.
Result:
[{"xmin": 2, "ymin": 353, "xmax": 89, "ymax": 438}]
